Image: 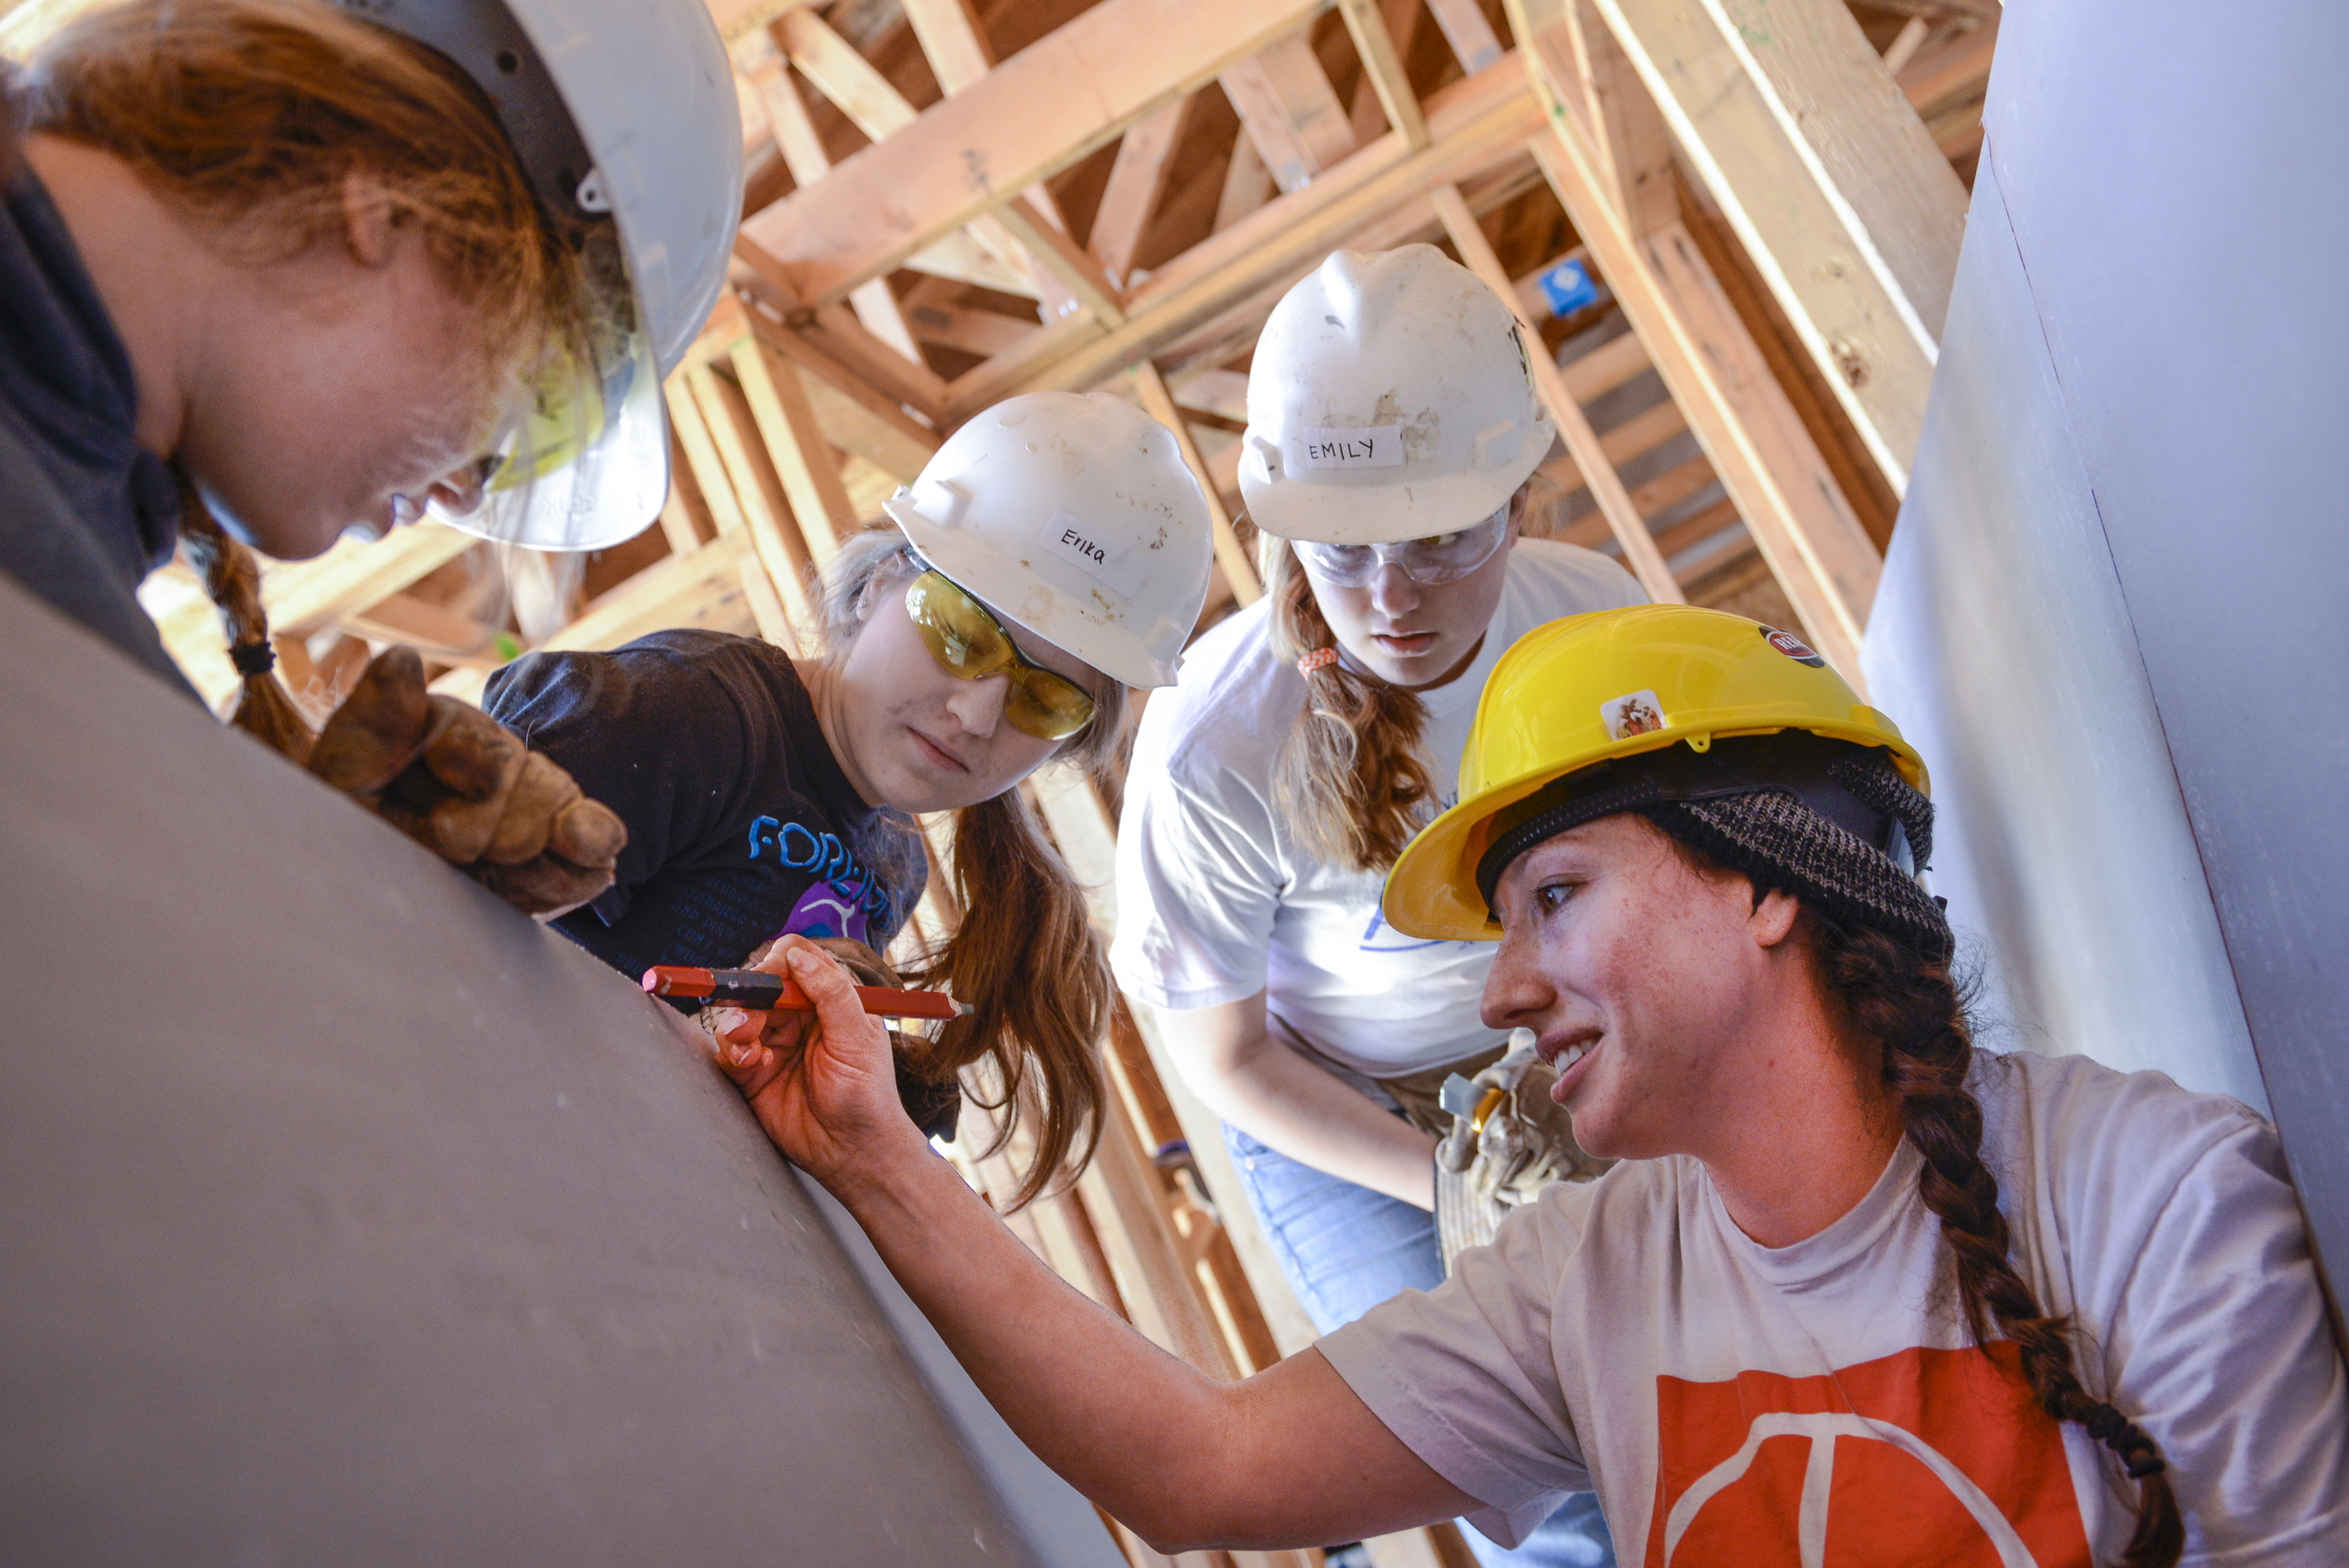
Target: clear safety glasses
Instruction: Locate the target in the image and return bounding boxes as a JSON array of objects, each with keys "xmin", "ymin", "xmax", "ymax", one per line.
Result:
[
  {"xmin": 1291, "ymin": 503, "xmax": 1513, "ymax": 588},
  {"xmin": 903, "ymin": 569, "xmax": 1097, "ymax": 741}
]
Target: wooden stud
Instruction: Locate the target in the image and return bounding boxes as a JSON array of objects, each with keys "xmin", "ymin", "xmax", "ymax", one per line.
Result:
[
  {"xmin": 1426, "ymin": 0, "xmax": 1506, "ymax": 73},
  {"xmin": 1510, "ymin": 10, "xmax": 1879, "ymax": 675},
  {"xmin": 1586, "ymin": 0, "xmax": 1968, "ymax": 490},
  {"xmin": 1213, "ymin": 128, "xmax": 1278, "ymax": 231},
  {"xmin": 898, "ymin": 0, "xmax": 994, "ymax": 94},
  {"xmin": 736, "ymin": 0, "xmax": 1330, "ymax": 308},
  {"xmin": 993, "ymin": 197, "xmax": 1129, "ymax": 324},
  {"xmin": 1563, "ymin": 0, "xmax": 1676, "ymax": 236},
  {"xmin": 663, "ymin": 377, "xmax": 750, "ymax": 536},
  {"xmin": 685, "ymin": 365, "xmax": 822, "ymax": 633},
  {"xmin": 1334, "ymin": 0, "xmax": 1429, "ymax": 149},
  {"xmin": 1131, "ymin": 361, "xmax": 1260, "ymax": 605},
  {"xmin": 945, "ymin": 60, "xmax": 1542, "ymax": 415},
  {"xmin": 1090, "ymin": 98, "xmax": 1190, "ymax": 288},
  {"xmin": 732, "ymin": 336, "xmax": 864, "ymax": 567},
  {"xmin": 1433, "ymin": 183, "xmax": 1682, "ymax": 602}
]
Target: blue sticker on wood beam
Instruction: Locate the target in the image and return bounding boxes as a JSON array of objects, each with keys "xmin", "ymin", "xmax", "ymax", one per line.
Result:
[{"xmin": 1537, "ymin": 258, "xmax": 1601, "ymax": 318}]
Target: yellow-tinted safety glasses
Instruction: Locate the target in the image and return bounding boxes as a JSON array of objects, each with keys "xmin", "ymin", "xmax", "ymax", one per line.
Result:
[{"xmin": 903, "ymin": 569, "xmax": 1097, "ymax": 740}]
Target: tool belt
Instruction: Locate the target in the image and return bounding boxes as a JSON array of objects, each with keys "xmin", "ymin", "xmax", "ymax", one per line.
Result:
[{"xmin": 1371, "ymin": 1031, "xmax": 1611, "ymax": 1273}]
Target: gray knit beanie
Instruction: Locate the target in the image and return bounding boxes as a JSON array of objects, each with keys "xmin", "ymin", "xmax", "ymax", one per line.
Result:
[{"xmin": 1474, "ymin": 734, "xmax": 1952, "ymax": 960}]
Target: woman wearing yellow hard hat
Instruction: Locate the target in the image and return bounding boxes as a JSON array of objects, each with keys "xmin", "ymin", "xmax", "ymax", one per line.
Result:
[{"xmin": 707, "ymin": 604, "xmax": 2349, "ymax": 1566}]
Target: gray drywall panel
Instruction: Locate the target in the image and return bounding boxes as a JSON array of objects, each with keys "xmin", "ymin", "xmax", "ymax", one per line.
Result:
[
  {"xmin": 1978, "ymin": 0, "xmax": 2349, "ymax": 1281},
  {"xmin": 1862, "ymin": 148, "xmax": 2265, "ymax": 1112},
  {"xmin": 0, "ymin": 575, "xmax": 1114, "ymax": 1567}
]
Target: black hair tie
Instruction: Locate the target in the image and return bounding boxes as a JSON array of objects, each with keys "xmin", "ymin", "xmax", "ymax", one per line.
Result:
[{"xmin": 229, "ymin": 640, "xmax": 276, "ymax": 676}]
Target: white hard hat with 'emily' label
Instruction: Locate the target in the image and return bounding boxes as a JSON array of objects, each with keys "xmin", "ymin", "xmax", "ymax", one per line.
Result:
[
  {"xmin": 1240, "ymin": 244, "xmax": 1553, "ymax": 546},
  {"xmin": 341, "ymin": 0, "xmax": 741, "ymax": 550},
  {"xmin": 883, "ymin": 393, "xmax": 1216, "ymax": 690}
]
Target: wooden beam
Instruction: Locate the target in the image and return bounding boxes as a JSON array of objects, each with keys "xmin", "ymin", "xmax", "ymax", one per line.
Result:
[
  {"xmin": 1334, "ymin": 0, "xmax": 1428, "ymax": 149},
  {"xmin": 1433, "ymin": 183, "xmax": 1681, "ymax": 602},
  {"xmin": 259, "ymin": 522, "xmax": 479, "ymax": 639},
  {"xmin": 685, "ymin": 365, "xmax": 822, "ymax": 633},
  {"xmin": 1220, "ymin": 32, "xmax": 1355, "ymax": 195},
  {"xmin": 664, "ymin": 376, "xmax": 750, "ymax": 536},
  {"xmin": 902, "ymin": 298, "xmax": 1036, "ymax": 359},
  {"xmin": 946, "ymin": 58, "xmax": 1542, "ymax": 414},
  {"xmin": 737, "ymin": 0, "xmax": 1330, "ymax": 309},
  {"xmin": 992, "ymin": 197, "xmax": 1128, "ymax": 324},
  {"xmin": 1088, "ymin": 98, "xmax": 1190, "ymax": 288},
  {"xmin": 898, "ymin": 0, "xmax": 994, "ymax": 93},
  {"xmin": 1510, "ymin": 6, "xmax": 1880, "ymax": 677},
  {"xmin": 732, "ymin": 336, "xmax": 863, "ymax": 569},
  {"xmin": 1425, "ymin": 0, "xmax": 1505, "ymax": 73},
  {"xmin": 1130, "ymin": 362, "xmax": 1261, "ymax": 606},
  {"xmin": 1563, "ymin": 0, "xmax": 1674, "ymax": 236},
  {"xmin": 1213, "ymin": 129, "xmax": 1277, "ymax": 231},
  {"xmin": 1587, "ymin": 0, "xmax": 1968, "ymax": 490}
]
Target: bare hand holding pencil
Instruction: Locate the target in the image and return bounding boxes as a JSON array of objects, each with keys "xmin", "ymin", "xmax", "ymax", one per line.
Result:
[{"xmin": 704, "ymin": 936, "xmax": 929, "ymax": 1186}]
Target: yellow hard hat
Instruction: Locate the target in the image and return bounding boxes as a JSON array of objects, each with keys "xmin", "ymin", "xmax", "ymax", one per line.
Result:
[{"xmin": 1383, "ymin": 605, "xmax": 1927, "ymax": 941}]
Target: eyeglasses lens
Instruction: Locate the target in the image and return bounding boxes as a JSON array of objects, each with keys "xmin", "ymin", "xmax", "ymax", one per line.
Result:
[
  {"xmin": 1295, "ymin": 505, "xmax": 1510, "ymax": 587},
  {"xmin": 904, "ymin": 571, "xmax": 1097, "ymax": 741}
]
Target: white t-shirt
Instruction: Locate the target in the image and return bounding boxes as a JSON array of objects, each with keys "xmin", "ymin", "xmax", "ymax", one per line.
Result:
[
  {"xmin": 1111, "ymin": 539, "xmax": 1643, "ymax": 1076},
  {"xmin": 1316, "ymin": 1051, "xmax": 2349, "ymax": 1563}
]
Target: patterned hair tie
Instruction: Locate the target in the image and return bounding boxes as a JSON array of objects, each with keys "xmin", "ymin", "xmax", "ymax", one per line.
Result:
[{"xmin": 1296, "ymin": 647, "xmax": 1340, "ymax": 676}]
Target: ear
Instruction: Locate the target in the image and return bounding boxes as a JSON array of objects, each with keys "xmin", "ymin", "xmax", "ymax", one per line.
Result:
[
  {"xmin": 1750, "ymin": 885, "xmax": 1804, "ymax": 950},
  {"xmin": 339, "ymin": 170, "xmax": 399, "ymax": 269}
]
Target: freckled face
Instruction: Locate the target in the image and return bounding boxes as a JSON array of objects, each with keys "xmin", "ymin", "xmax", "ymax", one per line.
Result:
[
  {"xmin": 826, "ymin": 574, "xmax": 1102, "ymax": 813},
  {"xmin": 1479, "ymin": 813, "xmax": 1778, "ymax": 1159},
  {"xmin": 176, "ymin": 232, "xmax": 507, "ymax": 560}
]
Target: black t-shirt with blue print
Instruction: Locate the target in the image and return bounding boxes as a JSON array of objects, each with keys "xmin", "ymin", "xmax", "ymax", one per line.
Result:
[{"xmin": 485, "ymin": 630, "xmax": 929, "ymax": 992}]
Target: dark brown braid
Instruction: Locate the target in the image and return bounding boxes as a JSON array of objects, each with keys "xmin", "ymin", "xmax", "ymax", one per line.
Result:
[
  {"xmin": 1263, "ymin": 540, "xmax": 1434, "ymax": 872},
  {"xmin": 171, "ymin": 466, "xmax": 317, "ymax": 764},
  {"xmin": 1817, "ymin": 918, "xmax": 2184, "ymax": 1566}
]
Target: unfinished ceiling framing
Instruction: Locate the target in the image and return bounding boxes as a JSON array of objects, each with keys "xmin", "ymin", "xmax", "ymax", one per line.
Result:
[{"xmin": 3, "ymin": 0, "xmax": 1997, "ymax": 1560}]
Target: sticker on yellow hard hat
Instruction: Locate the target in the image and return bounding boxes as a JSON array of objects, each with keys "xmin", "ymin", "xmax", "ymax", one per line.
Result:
[
  {"xmin": 1600, "ymin": 690, "xmax": 1666, "ymax": 740},
  {"xmin": 1761, "ymin": 626, "xmax": 1826, "ymax": 668}
]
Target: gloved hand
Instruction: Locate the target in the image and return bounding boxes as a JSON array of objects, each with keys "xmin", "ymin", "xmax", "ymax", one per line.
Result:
[
  {"xmin": 305, "ymin": 645, "xmax": 626, "ymax": 915},
  {"xmin": 1436, "ymin": 1031, "xmax": 1608, "ymax": 1210},
  {"xmin": 706, "ymin": 935, "xmax": 964, "ymax": 1142}
]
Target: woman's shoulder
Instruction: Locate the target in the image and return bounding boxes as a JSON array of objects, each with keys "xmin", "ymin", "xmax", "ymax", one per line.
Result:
[
  {"xmin": 1505, "ymin": 536, "xmax": 1649, "ymax": 618},
  {"xmin": 488, "ymin": 629, "xmax": 801, "ymax": 726},
  {"xmin": 1972, "ymin": 1048, "xmax": 2279, "ymax": 1221},
  {"xmin": 1130, "ymin": 598, "xmax": 1293, "ymax": 775}
]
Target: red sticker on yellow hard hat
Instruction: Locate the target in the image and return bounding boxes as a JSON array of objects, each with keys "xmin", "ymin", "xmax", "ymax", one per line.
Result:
[{"xmin": 1762, "ymin": 627, "xmax": 1826, "ymax": 668}]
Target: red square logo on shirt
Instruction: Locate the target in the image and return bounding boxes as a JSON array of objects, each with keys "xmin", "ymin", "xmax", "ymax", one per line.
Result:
[{"xmin": 1643, "ymin": 1344, "xmax": 2092, "ymax": 1567}]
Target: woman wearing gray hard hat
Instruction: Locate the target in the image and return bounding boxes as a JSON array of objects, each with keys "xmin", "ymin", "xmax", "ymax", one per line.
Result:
[{"xmin": 0, "ymin": 0, "xmax": 739, "ymax": 908}]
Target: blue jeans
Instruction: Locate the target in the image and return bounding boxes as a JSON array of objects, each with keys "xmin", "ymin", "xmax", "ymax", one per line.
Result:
[{"xmin": 1224, "ymin": 1124, "xmax": 1614, "ymax": 1568}]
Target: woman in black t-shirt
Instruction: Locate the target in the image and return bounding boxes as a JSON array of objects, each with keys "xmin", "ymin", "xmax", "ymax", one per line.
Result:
[{"xmin": 489, "ymin": 390, "xmax": 1217, "ymax": 1201}]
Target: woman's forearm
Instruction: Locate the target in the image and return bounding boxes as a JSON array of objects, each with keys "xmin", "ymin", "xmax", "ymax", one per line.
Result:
[
  {"xmin": 1161, "ymin": 997, "xmax": 1438, "ymax": 1209},
  {"xmin": 830, "ymin": 1135, "xmax": 1246, "ymax": 1543}
]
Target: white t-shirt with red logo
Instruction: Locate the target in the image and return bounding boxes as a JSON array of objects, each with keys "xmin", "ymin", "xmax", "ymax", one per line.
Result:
[{"xmin": 1315, "ymin": 1049, "xmax": 2349, "ymax": 1564}]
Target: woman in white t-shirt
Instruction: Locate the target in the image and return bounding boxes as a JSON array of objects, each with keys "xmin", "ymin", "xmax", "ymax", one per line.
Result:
[
  {"xmin": 707, "ymin": 604, "xmax": 2349, "ymax": 1566},
  {"xmin": 1112, "ymin": 245, "xmax": 1640, "ymax": 1566}
]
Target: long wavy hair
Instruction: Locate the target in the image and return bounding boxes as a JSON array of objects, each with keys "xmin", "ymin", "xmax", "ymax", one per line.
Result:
[{"xmin": 820, "ymin": 529, "xmax": 1120, "ymax": 1208}]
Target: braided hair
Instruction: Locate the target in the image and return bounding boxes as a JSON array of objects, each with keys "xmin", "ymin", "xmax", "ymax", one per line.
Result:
[
  {"xmin": 1626, "ymin": 742, "xmax": 2183, "ymax": 1564},
  {"xmin": 1811, "ymin": 915, "xmax": 2183, "ymax": 1564},
  {"xmin": 173, "ymin": 468, "xmax": 319, "ymax": 765}
]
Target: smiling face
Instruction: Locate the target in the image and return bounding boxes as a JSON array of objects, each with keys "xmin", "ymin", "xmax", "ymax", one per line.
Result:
[
  {"xmin": 819, "ymin": 567, "xmax": 1102, "ymax": 813},
  {"xmin": 1296, "ymin": 507, "xmax": 1520, "ymax": 691},
  {"xmin": 1479, "ymin": 812, "xmax": 1806, "ymax": 1161}
]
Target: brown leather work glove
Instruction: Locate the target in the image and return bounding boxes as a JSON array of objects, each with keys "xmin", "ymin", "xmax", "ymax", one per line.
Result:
[{"xmin": 306, "ymin": 645, "xmax": 627, "ymax": 915}]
